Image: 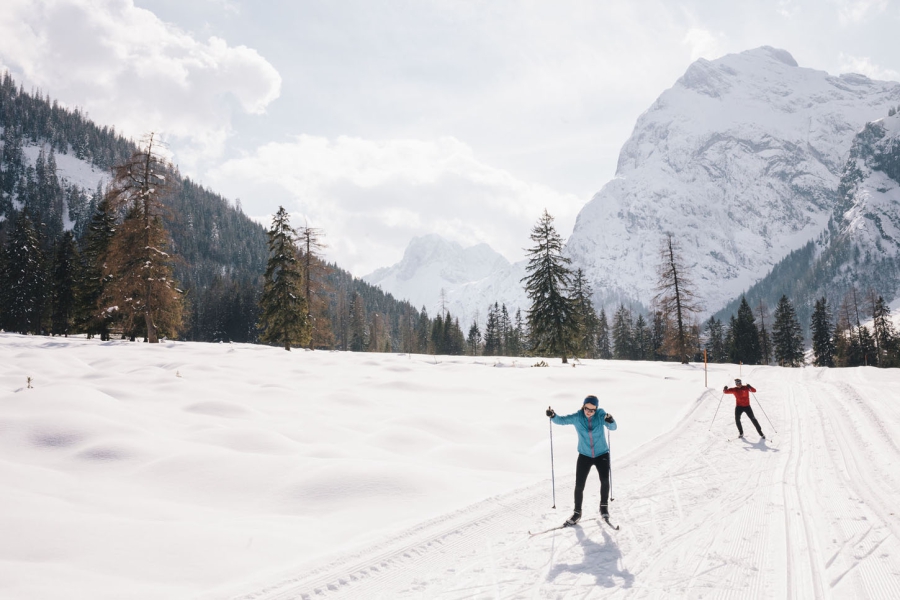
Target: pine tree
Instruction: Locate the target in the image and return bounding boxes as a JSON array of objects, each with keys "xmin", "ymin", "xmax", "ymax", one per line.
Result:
[
  {"xmin": 103, "ymin": 134, "xmax": 183, "ymax": 342},
  {"xmin": 596, "ymin": 308, "xmax": 612, "ymax": 359},
  {"xmin": 612, "ymin": 304, "xmax": 634, "ymax": 360},
  {"xmin": 258, "ymin": 206, "xmax": 308, "ymax": 350},
  {"xmin": 730, "ymin": 297, "xmax": 762, "ymax": 365},
  {"xmin": 521, "ymin": 210, "xmax": 577, "ymax": 363},
  {"xmin": 654, "ymin": 233, "xmax": 701, "ymax": 363},
  {"xmin": 50, "ymin": 231, "xmax": 79, "ymax": 336},
  {"xmin": 431, "ymin": 312, "xmax": 445, "ymax": 354},
  {"xmin": 772, "ymin": 295, "xmax": 805, "ymax": 367},
  {"xmin": 869, "ymin": 292, "xmax": 897, "ymax": 367},
  {"xmin": 499, "ymin": 304, "xmax": 512, "ymax": 356},
  {"xmin": 467, "ymin": 320, "xmax": 481, "ymax": 356},
  {"xmin": 705, "ymin": 316, "xmax": 726, "ymax": 363},
  {"xmin": 508, "ymin": 308, "xmax": 524, "ymax": 357},
  {"xmin": 570, "ymin": 268, "xmax": 599, "ymax": 358},
  {"xmin": 810, "ymin": 297, "xmax": 835, "ymax": 367},
  {"xmin": 483, "ymin": 303, "xmax": 501, "ymax": 356},
  {"xmin": 349, "ymin": 292, "xmax": 368, "ymax": 351},
  {"xmin": 757, "ymin": 301, "xmax": 772, "ymax": 365},
  {"xmin": 74, "ymin": 195, "xmax": 116, "ymax": 339},
  {"xmin": 633, "ymin": 314, "xmax": 649, "ymax": 360},
  {"xmin": 416, "ymin": 306, "xmax": 430, "ymax": 353},
  {"xmin": 0, "ymin": 213, "xmax": 46, "ymax": 334},
  {"xmin": 650, "ymin": 309, "xmax": 668, "ymax": 361}
]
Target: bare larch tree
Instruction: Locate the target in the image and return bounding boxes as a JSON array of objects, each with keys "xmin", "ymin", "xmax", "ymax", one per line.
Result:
[{"xmin": 654, "ymin": 233, "xmax": 701, "ymax": 363}]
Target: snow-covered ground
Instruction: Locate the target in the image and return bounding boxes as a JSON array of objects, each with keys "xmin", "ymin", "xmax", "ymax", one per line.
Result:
[{"xmin": 1, "ymin": 334, "xmax": 899, "ymax": 599}]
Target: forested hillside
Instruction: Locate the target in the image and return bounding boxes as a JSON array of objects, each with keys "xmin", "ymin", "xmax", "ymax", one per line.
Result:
[{"xmin": 0, "ymin": 72, "xmax": 431, "ymax": 350}]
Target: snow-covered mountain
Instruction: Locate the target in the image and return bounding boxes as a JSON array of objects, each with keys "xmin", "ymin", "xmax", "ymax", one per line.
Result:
[
  {"xmin": 566, "ymin": 46, "xmax": 900, "ymax": 315},
  {"xmin": 363, "ymin": 234, "xmax": 528, "ymax": 325}
]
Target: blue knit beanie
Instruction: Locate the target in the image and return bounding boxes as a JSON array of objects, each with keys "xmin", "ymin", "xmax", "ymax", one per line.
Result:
[{"xmin": 583, "ymin": 395, "xmax": 599, "ymax": 407}]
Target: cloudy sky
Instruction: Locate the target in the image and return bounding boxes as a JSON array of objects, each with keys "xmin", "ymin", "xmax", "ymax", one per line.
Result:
[{"xmin": 1, "ymin": 0, "xmax": 899, "ymax": 274}]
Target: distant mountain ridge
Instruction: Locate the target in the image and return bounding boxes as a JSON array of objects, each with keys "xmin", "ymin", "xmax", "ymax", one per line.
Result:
[{"xmin": 363, "ymin": 234, "xmax": 527, "ymax": 323}]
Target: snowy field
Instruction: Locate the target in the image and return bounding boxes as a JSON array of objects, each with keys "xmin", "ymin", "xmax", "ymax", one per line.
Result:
[{"xmin": 1, "ymin": 334, "xmax": 899, "ymax": 599}]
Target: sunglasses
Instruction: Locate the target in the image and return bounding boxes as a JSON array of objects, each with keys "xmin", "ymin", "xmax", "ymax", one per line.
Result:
[{"xmin": 583, "ymin": 406, "xmax": 596, "ymax": 413}]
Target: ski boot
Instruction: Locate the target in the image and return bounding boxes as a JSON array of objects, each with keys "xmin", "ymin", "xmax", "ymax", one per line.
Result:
[{"xmin": 564, "ymin": 510, "xmax": 582, "ymax": 526}]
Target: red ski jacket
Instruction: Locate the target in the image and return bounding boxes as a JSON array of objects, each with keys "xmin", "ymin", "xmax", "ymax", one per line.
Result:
[{"xmin": 724, "ymin": 384, "xmax": 756, "ymax": 407}]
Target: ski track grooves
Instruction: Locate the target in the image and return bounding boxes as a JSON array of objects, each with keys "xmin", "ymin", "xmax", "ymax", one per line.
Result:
[{"xmin": 231, "ymin": 369, "xmax": 900, "ymax": 600}]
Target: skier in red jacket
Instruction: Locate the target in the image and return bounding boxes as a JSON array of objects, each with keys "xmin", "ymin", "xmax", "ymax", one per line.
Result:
[{"xmin": 724, "ymin": 378, "xmax": 765, "ymax": 439}]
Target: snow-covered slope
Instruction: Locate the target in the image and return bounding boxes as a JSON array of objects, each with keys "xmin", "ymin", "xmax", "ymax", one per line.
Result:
[
  {"xmin": 363, "ymin": 234, "xmax": 528, "ymax": 324},
  {"xmin": 566, "ymin": 46, "xmax": 900, "ymax": 314},
  {"xmin": 4, "ymin": 335, "xmax": 900, "ymax": 599}
]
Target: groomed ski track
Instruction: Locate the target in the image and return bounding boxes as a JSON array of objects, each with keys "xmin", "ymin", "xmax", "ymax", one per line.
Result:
[{"xmin": 229, "ymin": 366, "xmax": 900, "ymax": 599}]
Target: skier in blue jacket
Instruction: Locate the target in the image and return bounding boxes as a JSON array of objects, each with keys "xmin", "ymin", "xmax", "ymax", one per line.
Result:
[{"xmin": 546, "ymin": 395, "xmax": 617, "ymax": 525}]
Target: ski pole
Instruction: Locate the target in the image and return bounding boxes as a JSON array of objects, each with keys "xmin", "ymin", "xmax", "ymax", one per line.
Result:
[
  {"xmin": 548, "ymin": 411, "xmax": 556, "ymax": 509},
  {"xmin": 708, "ymin": 392, "xmax": 725, "ymax": 430},
  {"xmin": 751, "ymin": 392, "xmax": 778, "ymax": 434},
  {"xmin": 608, "ymin": 427, "xmax": 614, "ymax": 502}
]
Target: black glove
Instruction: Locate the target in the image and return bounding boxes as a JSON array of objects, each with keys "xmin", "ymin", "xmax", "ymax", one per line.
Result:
[
  {"xmin": 546, "ymin": 407, "xmax": 556, "ymax": 418},
  {"xmin": 723, "ymin": 385, "xmax": 728, "ymax": 392},
  {"xmin": 604, "ymin": 413, "xmax": 614, "ymax": 423}
]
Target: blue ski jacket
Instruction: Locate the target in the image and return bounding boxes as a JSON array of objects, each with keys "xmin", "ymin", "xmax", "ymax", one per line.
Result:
[{"xmin": 552, "ymin": 409, "xmax": 617, "ymax": 457}]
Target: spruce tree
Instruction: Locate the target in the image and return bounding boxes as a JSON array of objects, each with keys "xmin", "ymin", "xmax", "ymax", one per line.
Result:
[
  {"xmin": 74, "ymin": 195, "xmax": 116, "ymax": 339},
  {"xmin": 467, "ymin": 320, "xmax": 481, "ymax": 356},
  {"xmin": 596, "ymin": 308, "xmax": 612, "ymax": 359},
  {"xmin": 633, "ymin": 314, "xmax": 649, "ymax": 360},
  {"xmin": 757, "ymin": 301, "xmax": 772, "ymax": 365},
  {"xmin": 731, "ymin": 297, "xmax": 762, "ymax": 365},
  {"xmin": 483, "ymin": 303, "xmax": 500, "ymax": 356},
  {"xmin": 508, "ymin": 308, "xmax": 524, "ymax": 357},
  {"xmin": 521, "ymin": 210, "xmax": 577, "ymax": 363},
  {"xmin": 1, "ymin": 213, "xmax": 46, "ymax": 334},
  {"xmin": 50, "ymin": 231, "xmax": 79, "ymax": 336},
  {"xmin": 772, "ymin": 295, "xmax": 805, "ymax": 367},
  {"xmin": 705, "ymin": 316, "xmax": 726, "ymax": 363},
  {"xmin": 810, "ymin": 297, "xmax": 835, "ymax": 367},
  {"xmin": 570, "ymin": 268, "xmax": 599, "ymax": 358},
  {"xmin": 869, "ymin": 293, "xmax": 897, "ymax": 367},
  {"xmin": 416, "ymin": 306, "xmax": 430, "ymax": 353},
  {"xmin": 349, "ymin": 293, "xmax": 368, "ymax": 351},
  {"xmin": 612, "ymin": 304, "xmax": 634, "ymax": 360},
  {"xmin": 258, "ymin": 206, "xmax": 309, "ymax": 350},
  {"xmin": 650, "ymin": 309, "xmax": 667, "ymax": 361}
]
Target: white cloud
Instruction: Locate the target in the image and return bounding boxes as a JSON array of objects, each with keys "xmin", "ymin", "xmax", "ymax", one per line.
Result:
[
  {"xmin": 682, "ymin": 28, "xmax": 727, "ymax": 61},
  {"xmin": 835, "ymin": 0, "xmax": 888, "ymax": 24},
  {"xmin": 206, "ymin": 135, "xmax": 584, "ymax": 276},
  {"xmin": 0, "ymin": 0, "xmax": 280, "ymax": 165},
  {"xmin": 837, "ymin": 53, "xmax": 900, "ymax": 81}
]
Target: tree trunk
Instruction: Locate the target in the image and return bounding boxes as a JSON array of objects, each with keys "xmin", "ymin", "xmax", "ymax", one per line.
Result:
[{"xmin": 145, "ymin": 312, "xmax": 158, "ymax": 343}]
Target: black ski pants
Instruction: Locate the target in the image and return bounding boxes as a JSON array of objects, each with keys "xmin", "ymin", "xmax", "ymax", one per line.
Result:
[
  {"xmin": 574, "ymin": 452, "xmax": 610, "ymax": 513},
  {"xmin": 735, "ymin": 405, "xmax": 763, "ymax": 436}
]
